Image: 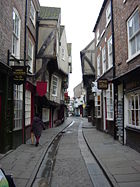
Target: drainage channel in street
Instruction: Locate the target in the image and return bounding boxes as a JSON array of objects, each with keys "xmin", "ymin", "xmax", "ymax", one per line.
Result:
[
  {"xmin": 32, "ymin": 121, "xmax": 75, "ymax": 187},
  {"xmin": 78, "ymin": 122, "xmax": 111, "ymax": 187}
]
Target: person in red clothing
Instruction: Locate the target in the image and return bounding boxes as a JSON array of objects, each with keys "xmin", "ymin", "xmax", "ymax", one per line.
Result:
[{"xmin": 31, "ymin": 113, "xmax": 45, "ymax": 146}]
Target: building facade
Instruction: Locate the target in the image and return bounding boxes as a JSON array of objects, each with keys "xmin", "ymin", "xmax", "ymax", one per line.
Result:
[
  {"xmin": 93, "ymin": 0, "xmax": 115, "ymax": 136},
  {"xmin": 0, "ymin": 2, "xmax": 72, "ymax": 153},
  {"xmin": 113, "ymin": 0, "xmax": 140, "ymax": 150},
  {"xmin": 80, "ymin": 39, "xmax": 95, "ymax": 120}
]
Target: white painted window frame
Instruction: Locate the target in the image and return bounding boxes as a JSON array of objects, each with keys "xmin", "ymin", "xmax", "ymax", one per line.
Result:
[
  {"xmin": 106, "ymin": 2, "xmax": 111, "ymax": 27},
  {"xmin": 30, "ymin": 0, "xmax": 36, "ymax": 26},
  {"xmin": 97, "ymin": 55, "xmax": 101, "ymax": 77},
  {"xmin": 52, "ymin": 75, "xmax": 58, "ymax": 96},
  {"xmin": 106, "ymin": 83, "xmax": 114, "ymax": 120},
  {"xmin": 95, "ymin": 92, "xmax": 102, "ymax": 118},
  {"xmin": 25, "ymin": 90, "xmax": 31, "ymax": 126},
  {"xmin": 127, "ymin": 93, "xmax": 140, "ymax": 129},
  {"xmin": 28, "ymin": 39, "xmax": 34, "ymax": 73},
  {"xmin": 107, "ymin": 36, "xmax": 113, "ymax": 69},
  {"xmin": 102, "ymin": 46, "xmax": 106, "ymax": 73},
  {"xmin": 127, "ymin": 8, "xmax": 140, "ymax": 60},
  {"xmin": 13, "ymin": 85, "xmax": 23, "ymax": 130},
  {"xmin": 12, "ymin": 8, "xmax": 21, "ymax": 59}
]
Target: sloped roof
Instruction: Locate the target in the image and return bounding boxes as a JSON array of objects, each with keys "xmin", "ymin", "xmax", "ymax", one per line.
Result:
[{"xmin": 39, "ymin": 6, "xmax": 61, "ymax": 20}]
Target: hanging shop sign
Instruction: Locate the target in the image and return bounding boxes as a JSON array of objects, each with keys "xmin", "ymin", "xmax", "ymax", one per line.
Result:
[
  {"xmin": 36, "ymin": 81, "xmax": 47, "ymax": 97},
  {"xmin": 97, "ymin": 79, "xmax": 108, "ymax": 90},
  {"xmin": 12, "ymin": 66, "xmax": 26, "ymax": 85}
]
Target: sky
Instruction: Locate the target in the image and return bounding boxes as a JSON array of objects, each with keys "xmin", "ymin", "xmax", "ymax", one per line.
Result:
[{"xmin": 39, "ymin": 0, "xmax": 103, "ymax": 97}]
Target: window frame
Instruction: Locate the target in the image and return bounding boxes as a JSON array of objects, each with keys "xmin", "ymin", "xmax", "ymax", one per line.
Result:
[
  {"xmin": 12, "ymin": 8, "xmax": 21, "ymax": 58},
  {"xmin": 127, "ymin": 93, "xmax": 140, "ymax": 129},
  {"xmin": 30, "ymin": 0, "xmax": 36, "ymax": 26},
  {"xmin": 107, "ymin": 36, "xmax": 113, "ymax": 69},
  {"xmin": 106, "ymin": 2, "xmax": 111, "ymax": 27},
  {"xmin": 127, "ymin": 9, "xmax": 140, "ymax": 59},
  {"xmin": 28, "ymin": 39, "xmax": 34, "ymax": 73},
  {"xmin": 95, "ymin": 92, "xmax": 102, "ymax": 118},
  {"xmin": 102, "ymin": 46, "xmax": 106, "ymax": 74},
  {"xmin": 25, "ymin": 90, "xmax": 31, "ymax": 127},
  {"xmin": 97, "ymin": 54, "xmax": 101, "ymax": 77},
  {"xmin": 52, "ymin": 75, "xmax": 58, "ymax": 96},
  {"xmin": 13, "ymin": 85, "xmax": 23, "ymax": 130},
  {"xmin": 96, "ymin": 29, "xmax": 100, "ymax": 46},
  {"xmin": 106, "ymin": 83, "xmax": 114, "ymax": 120}
]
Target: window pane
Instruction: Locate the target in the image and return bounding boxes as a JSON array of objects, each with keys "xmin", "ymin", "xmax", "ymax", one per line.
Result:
[
  {"xmin": 130, "ymin": 38, "xmax": 136, "ymax": 56},
  {"xmin": 136, "ymin": 33, "xmax": 140, "ymax": 51},
  {"xmin": 134, "ymin": 11, "xmax": 139, "ymax": 33}
]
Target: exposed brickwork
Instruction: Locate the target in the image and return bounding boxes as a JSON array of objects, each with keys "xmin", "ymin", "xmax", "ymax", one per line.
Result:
[
  {"xmin": 0, "ymin": 0, "xmax": 25, "ymax": 63},
  {"xmin": 94, "ymin": 0, "xmax": 112, "ymax": 77},
  {"xmin": 113, "ymin": 0, "xmax": 140, "ymax": 77}
]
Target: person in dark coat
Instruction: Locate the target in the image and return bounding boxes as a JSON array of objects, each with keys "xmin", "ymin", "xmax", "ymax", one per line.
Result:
[{"xmin": 31, "ymin": 113, "xmax": 45, "ymax": 146}]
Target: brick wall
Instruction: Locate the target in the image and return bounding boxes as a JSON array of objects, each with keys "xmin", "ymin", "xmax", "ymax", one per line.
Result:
[
  {"xmin": 0, "ymin": 0, "xmax": 25, "ymax": 64},
  {"xmin": 94, "ymin": 0, "xmax": 112, "ymax": 77},
  {"xmin": 113, "ymin": 0, "xmax": 140, "ymax": 77}
]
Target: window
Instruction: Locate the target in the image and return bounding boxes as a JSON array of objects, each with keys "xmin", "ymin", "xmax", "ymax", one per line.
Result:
[
  {"xmin": 42, "ymin": 108, "xmax": 49, "ymax": 122},
  {"xmin": 52, "ymin": 75, "xmax": 58, "ymax": 96},
  {"xmin": 128, "ymin": 94, "xmax": 140, "ymax": 128},
  {"xmin": 30, "ymin": 1, "xmax": 36, "ymax": 25},
  {"xmin": 95, "ymin": 93, "xmax": 101, "ymax": 118},
  {"xmin": 28, "ymin": 39, "xmax": 34, "ymax": 73},
  {"xmin": 106, "ymin": 2, "xmax": 111, "ymax": 26},
  {"xmin": 127, "ymin": 9, "xmax": 140, "ymax": 58},
  {"xmin": 62, "ymin": 47, "xmax": 65, "ymax": 61},
  {"xmin": 107, "ymin": 36, "xmax": 113, "ymax": 69},
  {"xmin": 102, "ymin": 47, "xmax": 106, "ymax": 73},
  {"xmin": 97, "ymin": 55, "xmax": 101, "ymax": 77},
  {"xmin": 25, "ymin": 90, "xmax": 31, "ymax": 126},
  {"xmin": 106, "ymin": 83, "xmax": 114, "ymax": 120},
  {"xmin": 12, "ymin": 8, "xmax": 20, "ymax": 58},
  {"xmin": 13, "ymin": 85, "xmax": 23, "ymax": 130},
  {"xmin": 96, "ymin": 29, "xmax": 100, "ymax": 45}
]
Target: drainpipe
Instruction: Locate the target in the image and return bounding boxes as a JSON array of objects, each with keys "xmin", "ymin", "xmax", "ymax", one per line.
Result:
[
  {"xmin": 23, "ymin": 0, "xmax": 28, "ymax": 144},
  {"xmin": 35, "ymin": 11, "xmax": 39, "ymax": 73},
  {"xmin": 111, "ymin": 0, "xmax": 117, "ymax": 140}
]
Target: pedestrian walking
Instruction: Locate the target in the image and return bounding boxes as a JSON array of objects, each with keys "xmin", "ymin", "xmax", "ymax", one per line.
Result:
[{"xmin": 31, "ymin": 113, "xmax": 45, "ymax": 146}]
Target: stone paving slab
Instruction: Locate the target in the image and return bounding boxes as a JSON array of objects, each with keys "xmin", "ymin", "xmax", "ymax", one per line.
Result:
[{"xmin": 82, "ymin": 118, "xmax": 140, "ymax": 187}]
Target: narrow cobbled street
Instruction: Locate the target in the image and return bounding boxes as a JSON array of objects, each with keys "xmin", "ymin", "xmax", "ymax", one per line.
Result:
[
  {"xmin": 50, "ymin": 118, "xmax": 93, "ymax": 187},
  {"xmin": 32, "ymin": 117, "xmax": 111, "ymax": 187}
]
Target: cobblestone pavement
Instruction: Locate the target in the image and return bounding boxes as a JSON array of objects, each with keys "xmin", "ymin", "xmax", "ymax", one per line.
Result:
[
  {"xmin": 1, "ymin": 117, "xmax": 140, "ymax": 187},
  {"xmin": 0, "ymin": 118, "xmax": 72, "ymax": 187},
  {"xmin": 51, "ymin": 119, "xmax": 93, "ymax": 187}
]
